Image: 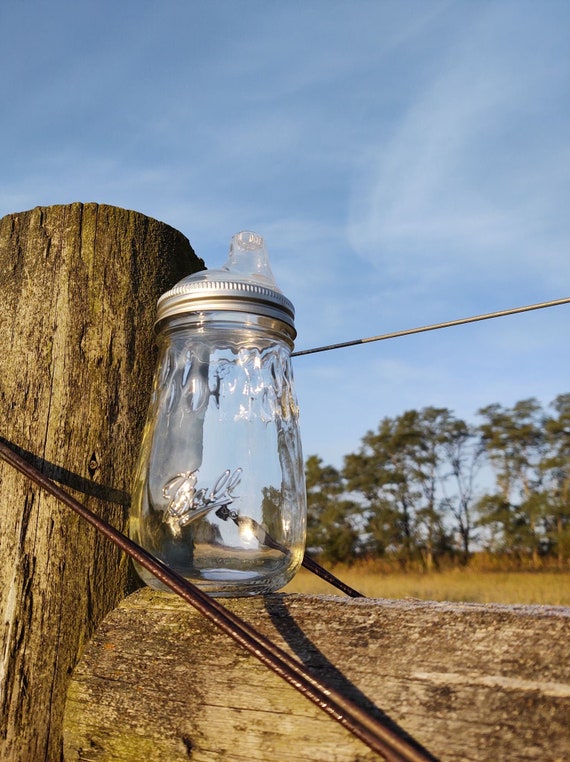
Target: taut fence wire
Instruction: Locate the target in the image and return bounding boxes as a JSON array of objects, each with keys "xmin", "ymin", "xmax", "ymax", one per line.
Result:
[{"xmin": 292, "ymin": 297, "xmax": 570, "ymax": 357}]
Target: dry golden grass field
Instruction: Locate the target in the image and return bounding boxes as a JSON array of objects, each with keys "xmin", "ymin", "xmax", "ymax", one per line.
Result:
[{"xmin": 283, "ymin": 564, "xmax": 570, "ymax": 606}]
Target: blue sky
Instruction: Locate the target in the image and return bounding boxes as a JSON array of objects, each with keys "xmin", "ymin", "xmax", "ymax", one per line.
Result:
[{"xmin": 2, "ymin": 1, "xmax": 569, "ymax": 467}]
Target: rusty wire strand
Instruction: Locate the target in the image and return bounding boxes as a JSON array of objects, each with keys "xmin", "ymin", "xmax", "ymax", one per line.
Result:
[
  {"xmin": 221, "ymin": 510, "xmax": 363, "ymax": 598},
  {"xmin": 302, "ymin": 553, "xmax": 362, "ymax": 596},
  {"xmin": 0, "ymin": 439, "xmax": 435, "ymax": 762}
]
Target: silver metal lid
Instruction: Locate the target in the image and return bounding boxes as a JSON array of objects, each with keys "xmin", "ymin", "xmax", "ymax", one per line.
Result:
[{"xmin": 156, "ymin": 231, "xmax": 295, "ymax": 328}]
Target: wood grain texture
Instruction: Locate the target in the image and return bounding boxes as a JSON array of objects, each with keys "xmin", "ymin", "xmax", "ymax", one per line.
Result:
[
  {"xmin": 0, "ymin": 204, "xmax": 203, "ymax": 762},
  {"xmin": 64, "ymin": 588, "xmax": 570, "ymax": 762}
]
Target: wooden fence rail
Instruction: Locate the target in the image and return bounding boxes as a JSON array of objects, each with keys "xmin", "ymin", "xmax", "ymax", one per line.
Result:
[{"xmin": 62, "ymin": 588, "xmax": 570, "ymax": 762}]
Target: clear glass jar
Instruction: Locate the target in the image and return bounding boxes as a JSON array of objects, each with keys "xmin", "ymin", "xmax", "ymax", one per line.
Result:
[{"xmin": 130, "ymin": 232, "xmax": 306, "ymax": 596}]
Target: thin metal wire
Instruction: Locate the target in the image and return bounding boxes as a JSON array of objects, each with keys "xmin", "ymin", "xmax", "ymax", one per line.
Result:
[
  {"xmin": 292, "ymin": 296, "xmax": 570, "ymax": 357},
  {"xmin": 303, "ymin": 554, "xmax": 362, "ymax": 597},
  {"xmin": 0, "ymin": 439, "xmax": 435, "ymax": 762}
]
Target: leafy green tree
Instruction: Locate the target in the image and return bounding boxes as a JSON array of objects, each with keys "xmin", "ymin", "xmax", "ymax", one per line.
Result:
[
  {"xmin": 411, "ymin": 407, "xmax": 458, "ymax": 570},
  {"xmin": 304, "ymin": 455, "xmax": 360, "ymax": 563},
  {"xmin": 307, "ymin": 393, "xmax": 570, "ymax": 569},
  {"xmin": 343, "ymin": 408, "xmax": 458, "ymax": 569},
  {"xmin": 477, "ymin": 398, "xmax": 548, "ymax": 564},
  {"xmin": 343, "ymin": 411, "xmax": 422, "ymax": 568},
  {"xmin": 439, "ymin": 418, "xmax": 484, "ymax": 564},
  {"xmin": 542, "ymin": 394, "xmax": 570, "ymax": 566}
]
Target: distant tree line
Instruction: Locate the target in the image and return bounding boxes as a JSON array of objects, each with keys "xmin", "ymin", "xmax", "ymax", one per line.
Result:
[{"xmin": 305, "ymin": 394, "xmax": 570, "ymax": 569}]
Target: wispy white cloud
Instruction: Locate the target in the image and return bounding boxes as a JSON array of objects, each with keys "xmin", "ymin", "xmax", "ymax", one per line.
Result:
[{"xmin": 347, "ymin": 4, "xmax": 570, "ymax": 297}]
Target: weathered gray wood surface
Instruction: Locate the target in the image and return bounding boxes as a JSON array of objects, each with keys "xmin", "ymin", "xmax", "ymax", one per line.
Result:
[
  {"xmin": 0, "ymin": 204, "xmax": 203, "ymax": 762},
  {"xmin": 64, "ymin": 589, "xmax": 570, "ymax": 762}
]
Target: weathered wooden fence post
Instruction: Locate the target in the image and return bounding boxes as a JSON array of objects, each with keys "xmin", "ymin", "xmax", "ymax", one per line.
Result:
[{"xmin": 0, "ymin": 203, "xmax": 203, "ymax": 762}]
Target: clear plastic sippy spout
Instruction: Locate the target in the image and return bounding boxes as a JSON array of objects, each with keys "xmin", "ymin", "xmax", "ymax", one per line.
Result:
[
  {"xmin": 221, "ymin": 231, "xmax": 280, "ymax": 290},
  {"xmin": 156, "ymin": 230, "xmax": 295, "ymax": 329}
]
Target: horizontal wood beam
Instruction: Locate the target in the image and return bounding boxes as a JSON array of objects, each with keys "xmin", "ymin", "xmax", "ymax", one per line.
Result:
[{"xmin": 64, "ymin": 589, "xmax": 570, "ymax": 761}]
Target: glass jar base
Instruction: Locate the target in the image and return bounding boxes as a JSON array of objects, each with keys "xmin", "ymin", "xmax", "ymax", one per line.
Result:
[{"xmin": 134, "ymin": 561, "xmax": 298, "ymax": 597}]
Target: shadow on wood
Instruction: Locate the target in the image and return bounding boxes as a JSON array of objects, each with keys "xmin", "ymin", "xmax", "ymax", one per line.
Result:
[
  {"xmin": 0, "ymin": 204, "xmax": 203, "ymax": 762},
  {"xmin": 64, "ymin": 589, "xmax": 570, "ymax": 761}
]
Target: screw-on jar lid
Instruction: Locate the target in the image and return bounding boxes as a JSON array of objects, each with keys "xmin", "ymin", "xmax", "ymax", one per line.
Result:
[{"xmin": 156, "ymin": 231, "xmax": 295, "ymax": 328}]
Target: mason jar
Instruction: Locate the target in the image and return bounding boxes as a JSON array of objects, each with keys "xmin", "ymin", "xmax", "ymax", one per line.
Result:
[{"xmin": 130, "ymin": 231, "xmax": 306, "ymax": 596}]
